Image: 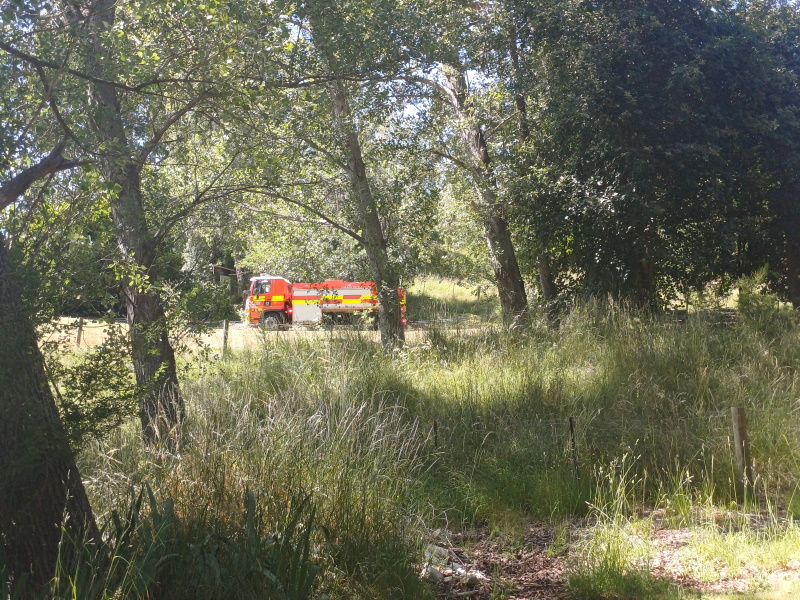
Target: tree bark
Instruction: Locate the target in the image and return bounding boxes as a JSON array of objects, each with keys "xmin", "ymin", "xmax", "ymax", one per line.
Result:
[
  {"xmin": 325, "ymin": 79, "xmax": 404, "ymax": 347},
  {"xmin": 538, "ymin": 259, "xmax": 558, "ymax": 308},
  {"xmin": 780, "ymin": 193, "xmax": 800, "ymax": 310},
  {"xmin": 627, "ymin": 223, "xmax": 658, "ymax": 311},
  {"xmin": 631, "ymin": 252, "xmax": 658, "ymax": 310},
  {"xmin": 305, "ymin": 2, "xmax": 405, "ymax": 348},
  {"xmin": 83, "ymin": 0, "xmax": 183, "ymax": 443},
  {"xmin": 507, "ymin": 24, "xmax": 560, "ymax": 324},
  {"xmin": 0, "ymin": 233, "xmax": 98, "ymax": 595},
  {"xmin": 443, "ymin": 67, "xmax": 529, "ymax": 328},
  {"xmin": 786, "ymin": 236, "xmax": 800, "ymax": 310}
]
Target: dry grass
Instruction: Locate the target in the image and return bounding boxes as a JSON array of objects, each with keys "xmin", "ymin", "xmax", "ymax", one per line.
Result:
[{"xmin": 50, "ymin": 317, "xmax": 434, "ymax": 352}]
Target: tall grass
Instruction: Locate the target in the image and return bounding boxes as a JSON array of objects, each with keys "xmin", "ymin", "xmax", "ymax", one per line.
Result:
[
  {"xmin": 59, "ymin": 298, "xmax": 800, "ymax": 598},
  {"xmin": 77, "ymin": 335, "xmax": 431, "ymax": 599},
  {"xmin": 568, "ymin": 456, "xmax": 800, "ymax": 599},
  {"xmin": 412, "ymin": 301, "xmax": 798, "ymax": 526}
]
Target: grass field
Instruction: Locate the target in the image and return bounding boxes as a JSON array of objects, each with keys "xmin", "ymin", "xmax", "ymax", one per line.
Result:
[{"xmin": 36, "ymin": 279, "xmax": 800, "ymax": 599}]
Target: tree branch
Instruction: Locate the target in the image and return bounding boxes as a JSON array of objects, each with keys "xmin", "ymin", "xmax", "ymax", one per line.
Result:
[
  {"xmin": 243, "ymin": 187, "xmax": 365, "ymax": 245},
  {"xmin": 2, "ymin": 39, "xmax": 410, "ymax": 97},
  {"xmin": 0, "ymin": 40, "xmax": 147, "ymax": 93},
  {"xmin": 152, "ymin": 150, "xmax": 243, "ymax": 245},
  {"xmin": 484, "ymin": 110, "xmax": 522, "ymax": 142},
  {"xmin": 293, "ymin": 134, "xmax": 349, "ymax": 172},
  {"xmin": 0, "ymin": 142, "xmax": 88, "ymax": 210},
  {"xmin": 240, "ymin": 204, "xmax": 342, "ymax": 228},
  {"xmin": 431, "ymin": 149, "xmax": 475, "ymax": 172},
  {"xmin": 407, "ymin": 75, "xmax": 462, "ymax": 110},
  {"xmin": 32, "ymin": 63, "xmax": 92, "ymax": 154},
  {"xmin": 136, "ymin": 94, "xmax": 209, "ymax": 171}
]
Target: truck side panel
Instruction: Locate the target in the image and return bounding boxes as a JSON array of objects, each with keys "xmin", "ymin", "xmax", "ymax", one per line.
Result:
[{"xmin": 291, "ymin": 286, "xmax": 322, "ymax": 324}]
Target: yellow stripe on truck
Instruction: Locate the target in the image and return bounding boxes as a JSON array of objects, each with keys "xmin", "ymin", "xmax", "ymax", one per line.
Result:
[
  {"xmin": 272, "ymin": 295, "xmax": 284, "ymax": 301},
  {"xmin": 293, "ymin": 299, "xmax": 320, "ymax": 305}
]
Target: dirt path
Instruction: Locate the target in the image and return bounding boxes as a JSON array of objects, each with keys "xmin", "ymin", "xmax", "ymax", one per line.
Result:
[
  {"xmin": 429, "ymin": 526, "xmax": 571, "ymax": 600},
  {"xmin": 428, "ymin": 521, "xmax": 800, "ymax": 600}
]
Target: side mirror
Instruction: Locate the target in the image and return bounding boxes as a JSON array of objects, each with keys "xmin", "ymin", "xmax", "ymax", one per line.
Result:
[{"xmin": 242, "ymin": 289, "xmax": 250, "ymax": 298}]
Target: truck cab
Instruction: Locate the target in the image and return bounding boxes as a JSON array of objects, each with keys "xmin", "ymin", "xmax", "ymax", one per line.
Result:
[{"xmin": 244, "ymin": 275, "xmax": 293, "ymax": 326}]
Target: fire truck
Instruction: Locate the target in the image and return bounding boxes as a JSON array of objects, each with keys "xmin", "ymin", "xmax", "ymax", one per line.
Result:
[{"xmin": 244, "ymin": 275, "xmax": 407, "ymax": 327}]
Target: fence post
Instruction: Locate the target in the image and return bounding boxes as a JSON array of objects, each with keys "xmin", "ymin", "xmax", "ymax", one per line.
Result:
[
  {"xmin": 222, "ymin": 319, "xmax": 229, "ymax": 359},
  {"xmin": 731, "ymin": 407, "xmax": 754, "ymax": 501},
  {"xmin": 569, "ymin": 417, "xmax": 578, "ymax": 477},
  {"xmin": 76, "ymin": 317, "xmax": 84, "ymax": 348}
]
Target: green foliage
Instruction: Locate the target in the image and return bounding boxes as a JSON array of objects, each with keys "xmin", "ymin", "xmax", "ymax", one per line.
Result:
[
  {"xmin": 42, "ymin": 323, "xmax": 137, "ymax": 450},
  {"xmin": 1, "ymin": 171, "xmax": 125, "ymax": 320},
  {"xmin": 7, "ymin": 0, "xmax": 800, "ymax": 590},
  {"xmin": 509, "ymin": 0, "xmax": 800, "ymax": 307},
  {"xmin": 0, "ymin": 485, "xmax": 326, "ymax": 600},
  {"xmin": 736, "ymin": 269, "xmax": 797, "ymax": 337},
  {"xmin": 241, "ymin": 225, "xmax": 371, "ymax": 284},
  {"xmin": 405, "ymin": 277, "xmax": 500, "ymax": 323},
  {"xmin": 163, "ymin": 277, "xmax": 238, "ymax": 332}
]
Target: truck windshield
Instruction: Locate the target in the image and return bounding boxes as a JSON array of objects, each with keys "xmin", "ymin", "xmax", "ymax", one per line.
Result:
[{"xmin": 254, "ymin": 281, "xmax": 271, "ymax": 294}]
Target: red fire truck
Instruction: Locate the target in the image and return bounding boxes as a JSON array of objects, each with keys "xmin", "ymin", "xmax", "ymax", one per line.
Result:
[{"xmin": 244, "ymin": 275, "xmax": 407, "ymax": 327}]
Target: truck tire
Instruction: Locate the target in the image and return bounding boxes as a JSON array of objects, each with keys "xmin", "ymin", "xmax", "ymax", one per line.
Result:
[{"xmin": 260, "ymin": 312, "xmax": 281, "ymax": 329}]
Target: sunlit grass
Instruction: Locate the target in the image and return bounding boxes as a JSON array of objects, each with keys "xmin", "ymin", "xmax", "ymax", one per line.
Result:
[
  {"xmin": 683, "ymin": 520, "xmax": 800, "ymax": 584},
  {"xmin": 406, "ymin": 276, "xmax": 500, "ymax": 323}
]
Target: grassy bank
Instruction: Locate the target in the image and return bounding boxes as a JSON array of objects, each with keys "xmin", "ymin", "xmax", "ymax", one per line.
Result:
[{"xmin": 62, "ymin": 294, "xmax": 800, "ymax": 599}]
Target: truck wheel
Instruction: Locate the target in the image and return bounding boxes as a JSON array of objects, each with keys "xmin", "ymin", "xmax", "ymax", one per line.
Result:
[{"xmin": 260, "ymin": 312, "xmax": 281, "ymax": 329}]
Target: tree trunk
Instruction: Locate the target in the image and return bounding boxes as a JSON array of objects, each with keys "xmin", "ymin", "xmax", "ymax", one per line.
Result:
[
  {"xmin": 83, "ymin": 0, "xmax": 183, "ymax": 443},
  {"xmin": 443, "ymin": 68, "xmax": 529, "ymax": 328},
  {"xmin": 538, "ymin": 258, "xmax": 559, "ymax": 312},
  {"xmin": 0, "ymin": 234, "xmax": 98, "ymax": 594},
  {"xmin": 325, "ymin": 79, "xmax": 404, "ymax": 347},
  {"xmin": 482, "ymin": 209, "xmax": 530, "ymax": 328},
  {"xmin": 780, "ymin": 193, "xmax": 800, "ymax": 310},
  {"xmin": 631, "ymin": 252, "xmax": 658, "ymax": 311},
  {"xmin": 507, "ymin": 22, "xmax": 559, "ymax": 324},
  {"xmin": 628, "ymin": 224, "xmax": 658, "ymax": 311},
  {"xmin": 305, "ymin": 2, "xmax": 404, "ymax": 348},
  {"xmin": 786, "ymin": 235, "xmax": 800, "ymax": 310}
]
